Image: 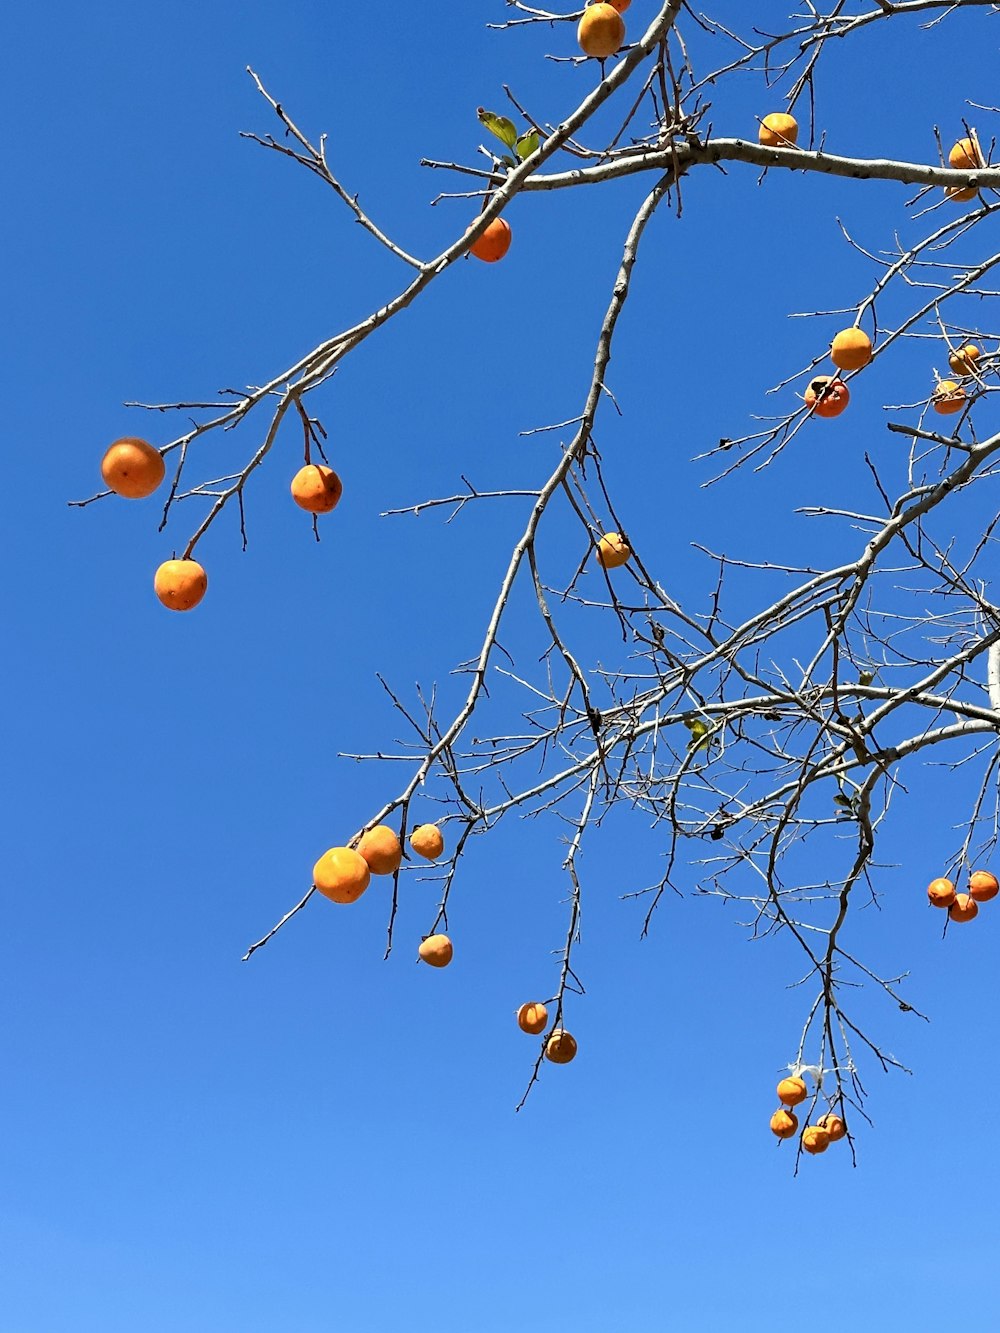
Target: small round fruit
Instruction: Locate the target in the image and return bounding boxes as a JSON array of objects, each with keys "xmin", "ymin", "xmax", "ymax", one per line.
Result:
[
  {"xmin": 805, "ymin": 376, "xmax": 850, "ymax": 418},
  {"xmin": 770, "ymin": 1108, "xmax": 798, "ymax": 1140},
  {"xmin": 801, "ymin": 1124, "xmax": 831, "ymax": 1155},
  {"xmin": 356, "ymin": 824, "xmax": 402, "ymax": 876},
  {"xmin": 469, "ymin": 217, "xmax": 512, "ymax": 264},
  {"xmin": 927, "ymin": 877, "xmax": 956, "ymax": 909},
  {"xmin": 313, "ymin": 847, "xmax": 371, "ymax": 904},
  {"xmin": 949, "ymin": 137, "xmax": 982, "ymax": 170},
  {"xmin": 945, "ymin": 184, "xmax": 978, "ymax": 203},
  {"xmin": 933, "ymin": 379, "xmax": 966, "ymax": 415},
  {"xmin": 597, "ymin": 532, "xmax": 631, "ymax": 569},
  {"xmin": 776, "ymin": 1076, "xmax": 808, "ymax": 1107},
  {"xmin": 758, "ymin": 113, "xmax": 798, "ymax": 148},
  {"xmin": 817, "ymin": 1113, "xmax": 846, "ymax": 1142},
  {"xmin": 418, "ymin": 933, "xmax": 453, "ymax": 968},
  {"xmin": 969, "ymin": 870, "xmax": 999, "ymax": 903},
  {"xmin": 101, "ymin": 437, "xmax": 165, "ymax": 499},
  {"xmin": 830, "ymin": 327, "xmax": 872, "ymax": 372},
  {"xmin": 949, "ymin": 344, "xmax": 981, "ymax": 376},
  {"xmin": 517, "ymin": 1002, "xmax": 548, "ymax": 1035},
  {"xmin": 949, "ymin": 893, "xmax": 979, "ymax": 924},
  {"xmin": 154, "ymin": 559, "xmax": 208, "ymax": 612},
  {"xmin": 545, "ymin": 1030, "xmax": 578, "ymax": 1064},
  {"xmin": 577, "ymin": 3, "xmax": 625, "ymax": 58},
  {"xmin": 290, "ymin": 464, "xmax": 342, "ymax": 514},
  {"xmin": 410, "ymin": 824, "xmax": 444, "ymax": 860}
]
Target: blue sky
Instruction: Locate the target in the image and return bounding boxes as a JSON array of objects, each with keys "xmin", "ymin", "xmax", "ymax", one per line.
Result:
[{"xmin": 5, "ymin": 4, "xmax": 1000, "ymax": 1330}]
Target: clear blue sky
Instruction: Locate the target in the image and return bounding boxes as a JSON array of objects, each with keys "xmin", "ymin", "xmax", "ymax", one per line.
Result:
[{"xmin": 5, "ymin": 4, "xmax": 1000, "ymax": 1330}]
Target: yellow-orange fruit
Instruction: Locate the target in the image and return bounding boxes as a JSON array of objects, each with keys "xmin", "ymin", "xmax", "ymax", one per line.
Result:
[
  {"xmin": 290, "ymin": 464, "xmax": 342, "ymax": 514},
  {"xmin": 313, "ymin": 847, "xmax": 371, "ymax": 904},
  {"xmin": 410, "ymin": 824, "xmax": 445, "ymax": 860},
  {"xmin": 817, "ymin": 1113, "xmax": 846, "ymax": 1142},
  {"xmin": 933, "ymin": 379, "xmax": 966, "ymax": 415},
  {"xmin": 517, "ymin": 1002, "xmax": 548, "ymax": 1035},
  {"xmin": 949, "ymin": 344, "xmax": 981, "ymax": 376},
  {"xmin": 927, "ymin": 877, "xmax": 956, "ymax": 909},
  {"xmin": 949, "ymin": 137, "xmax": 983, "ymax": 170},
  {"xmin": 469, "ymin": 218, "xmax": 512, "ymax": 263},
  {"xmin": 801, "ymin": 1125, "xmax": 831, "ymax": 1155},
  {"xmin": 597, "ymin": 532, "xmax": 631, "ymax": 569},
  {"xmin": 608, "ymin": 0, "xmax": 630, "ymax": 10},
  {"xmin": 356, "ymin": 824, "xmax": 403, "ymax": 876},
  {"xmin": 969, "ymin": 870, "xmax": 999, "ymax": 903},
  {"xmin": 945, "ymin": 184, "xmax": 978, "ymax": 203},
  {"xmin": 949, "ymin": 893, "xmax": 979, "ymax": 924},
  {"xmin": 831, "ymin": 327, "xmax": 873, "ymax": 372},
  {"xmin": 776, "ymin": 1076, "xmax": 808, "ymax": 1107},
  {"xmin": 770, "ymin": 1108, "xmax": 798, "ymax": 1140},
  {"xmin": 101, "ymin": 437, "xmax": 166, "ymax": 499},
  {"xmin": 545, "ymin": 1030, "xmax": 578, "ymax": 1064},
  {"xmin": 418, "ymin": 933, "xmax": 453, "ymax": 967},
  {"xmin": 154, "ymin": 559, "xmax": 208, "ymax": 612},
  {"xmin": 758, "ymin": 113, "xmax": 798, "ymax": 148},
  {"xmin": 577, "ymin": 3, "xmax": 625, "ymax": 58},
  {"xmin": 805, "ymin": 376, "xmax": 850, "ymax": 418}
]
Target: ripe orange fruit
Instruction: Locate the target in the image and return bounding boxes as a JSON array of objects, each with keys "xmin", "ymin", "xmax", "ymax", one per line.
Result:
[
  {"xmin": 545, "ymin": 1030, "xmax": 578, "ymax": 1064},
  {"xmin": 969, "ymin": 870, "xmax": 999, "ymax": 903},
  {"xmin": 770, "ymin": 1108, "xmax": 798, "ymax": 1140},
  {"xmin": 817, "ymin": 1112, "xmax": 846, "ymax": 1142},
  {"xmin": 418, "ymin": 933, "xmax": 453, "ymax": 967},
  {"xmin": 101, "ymin": 437, "xmax": 166, "ymax": 499},
  {"xmin": 804, "ymin": 376, "xmax": 849, "ymax": 418},
  {"xmin": 776, "ymin": 1076, "xmax": 808, "ymax": 1107},
  {"xmin": 469, "ymin": 217, "xmax": 512, "ymax": 263},
  {"xmin": 313, "ymin": 846, "xmax": 371, "ymax": 903},
  {"xmin": 949, "ymin": 893, "xmax": 979, "ymax": 924},
  {"xmin": 933, "ymin": 379, "xmax": 966, "ymax": 414},
  {"xmin": 154, "ymin": 558, "xmax": 208, "ymax": 612},
  {"xmin": 410, "ymin": 824, "xmax": 444, "ymax": 860},
  {"xmin": 577, "ymin": 3, "xmax": 625, "ymax": 58},
  {"xmin": 949, "ymin": 137, "xmax": 983, "ymax": 170},
  {"xmin": 608, "ymin": 0, "xmax": 630, "ymax": 10},
  {"xmin": 597, "ymin": 532, "xmax": 630, "ymax": 569},
  {"xmin": 945, "ymin": 184, "xmax": 978, "ymax": 203},
  {"xmin": 758, "ymin": 113, "xmax": 798, "ymax": 148},
  {"xmin": 517, "ymin": 1002, "xmax": 548, "ymax": 1035},
  {"xmin": 830, "ymin": 328, "xmax": 872, "ymax": 371},
  {"xmin": 356, "ymin": 824, "xmax": 402, "ymax": 876},
  {"xmin": 801, "ymin": 1124, "xmax": 831, "ymax": 1155},
  {"xmin": 927, "ymin": 877, "xmax": 956, "ymax": 908},
  {"xmin": 949, "ymin": 344, "xmax": 981, "ymax": 375},
  {"xmin": 290, "ymin": 464, "xmax": 342, "ymax": 514}
]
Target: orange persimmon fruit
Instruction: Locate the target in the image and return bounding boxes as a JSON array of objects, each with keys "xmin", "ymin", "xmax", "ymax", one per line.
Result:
[
  {"xmin": 949, "ymin": 136, "xmax": 983, "ymax": 170},
  {"xmin": 470, "ymin": 217, "xmax": 512, "ymax": 263},
  {"xmin": 770, "ymin": 1109, "xmax": 799, "ymax": 1140},
  {"xmin": 949, "ymin": 893, "xmax": 979, "ymax": 924},
  {"xmin": 313, "ymin": 846, "xmax": 371, "ymax": 904},
  {"xmin": 949, "ymin": 344, "xmax": 981, "ymax": 376},
  {"xmin": 969, "ymin": 870, "xmax": 999, "ymax": 903},
  {"xmin": 357, "ymin": 824, "xmax": 403, "ymax": 876},
  {"xmin": 418, "ymin": 933, "xmax": 453, "ymax": 968},
  {"xmin": 830, "ymin": 327, "xmax": 872, "ymax": 371},
  {"xmin": 801, "ymin": 1124, "xmax": 831, "ymax": 1155},
  {"xmin": 410, "ymin": 824, "xmax": 445, "ymax": 860},
  {"xmin": 517, "ymin": 1002, "xmax": 549, "ymax": 1035},
  {"xmin": 577, "ymin": 3, "xmax": 625, "ymax": 58},
  {"xmin": 608, "ymin": 0, "xmax": 630, "ymax": 10},
  {"xmin": 933, "ymin": 379, "xmax": 966, "ymax": 414},
  {"xmin": 597, "ymin": 532, "xmax": 631, "ymax": 569},
  {"xmin": 817, "ymin": 1113, "xmax": 846, "ymax": 1142},
  {"xmin": 945, "ymin": 184, "xmax": 978, "ymax": 203},
  {"xmin": 805, "ymin": 376, "xmax": 850, "ymax": 418},
  {"xmin": 153, "ymin": 558, "xmax": 208, "ymax": 612},
  {"xmin": 927, "ymin": 877, "xmax": 957, "ymax": 908},
  {"xmin": 291, "ymin": 464, "xmax": 342, "ymax": 514},
  {"xmin": 101, "ymin": 437, "xmax": 166, "ymax": 499},
  {"xmin": 776, "ymin": 1076, "xmax": 808, "ymax": 1107},
  {"xmin": 545, "ymin": 1030, "xmax": 578, "ymax": 1064},
  {"xmin": 758, "ymin": 113, "xmax": 798, "ymax": 148}
]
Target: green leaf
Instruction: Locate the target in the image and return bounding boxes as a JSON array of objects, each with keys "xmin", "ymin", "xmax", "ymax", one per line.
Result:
[
  {"xmin": 477, "ymin": 108, "xmax": 518, "ymax": 149},
  {"xmin": 833, "ymin": 794, "xmax": 853, "ymax": 808},
  {"xmin": 514, "ymin": 130, "xmax": 540, "ymax": 161}
]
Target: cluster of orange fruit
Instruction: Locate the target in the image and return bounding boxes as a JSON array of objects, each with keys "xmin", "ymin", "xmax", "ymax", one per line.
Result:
[
  {"xmin": 769, "ymin": 1074, "xmax": 846, "ymax": 1155},
  {"xmin": 516, "ymin": 1001, "xmax": 578, "ymax": 1064},
  {"xmin": 100, "ymin": 437, "xmax": 345, "ymax": 611},
  {"xmin": 927, "ymin": 868, "xmax": 998, "ymax": 924},
  {"xmin": 577, "ymin": 0, "xmax": 630, "ymax": 59}
]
